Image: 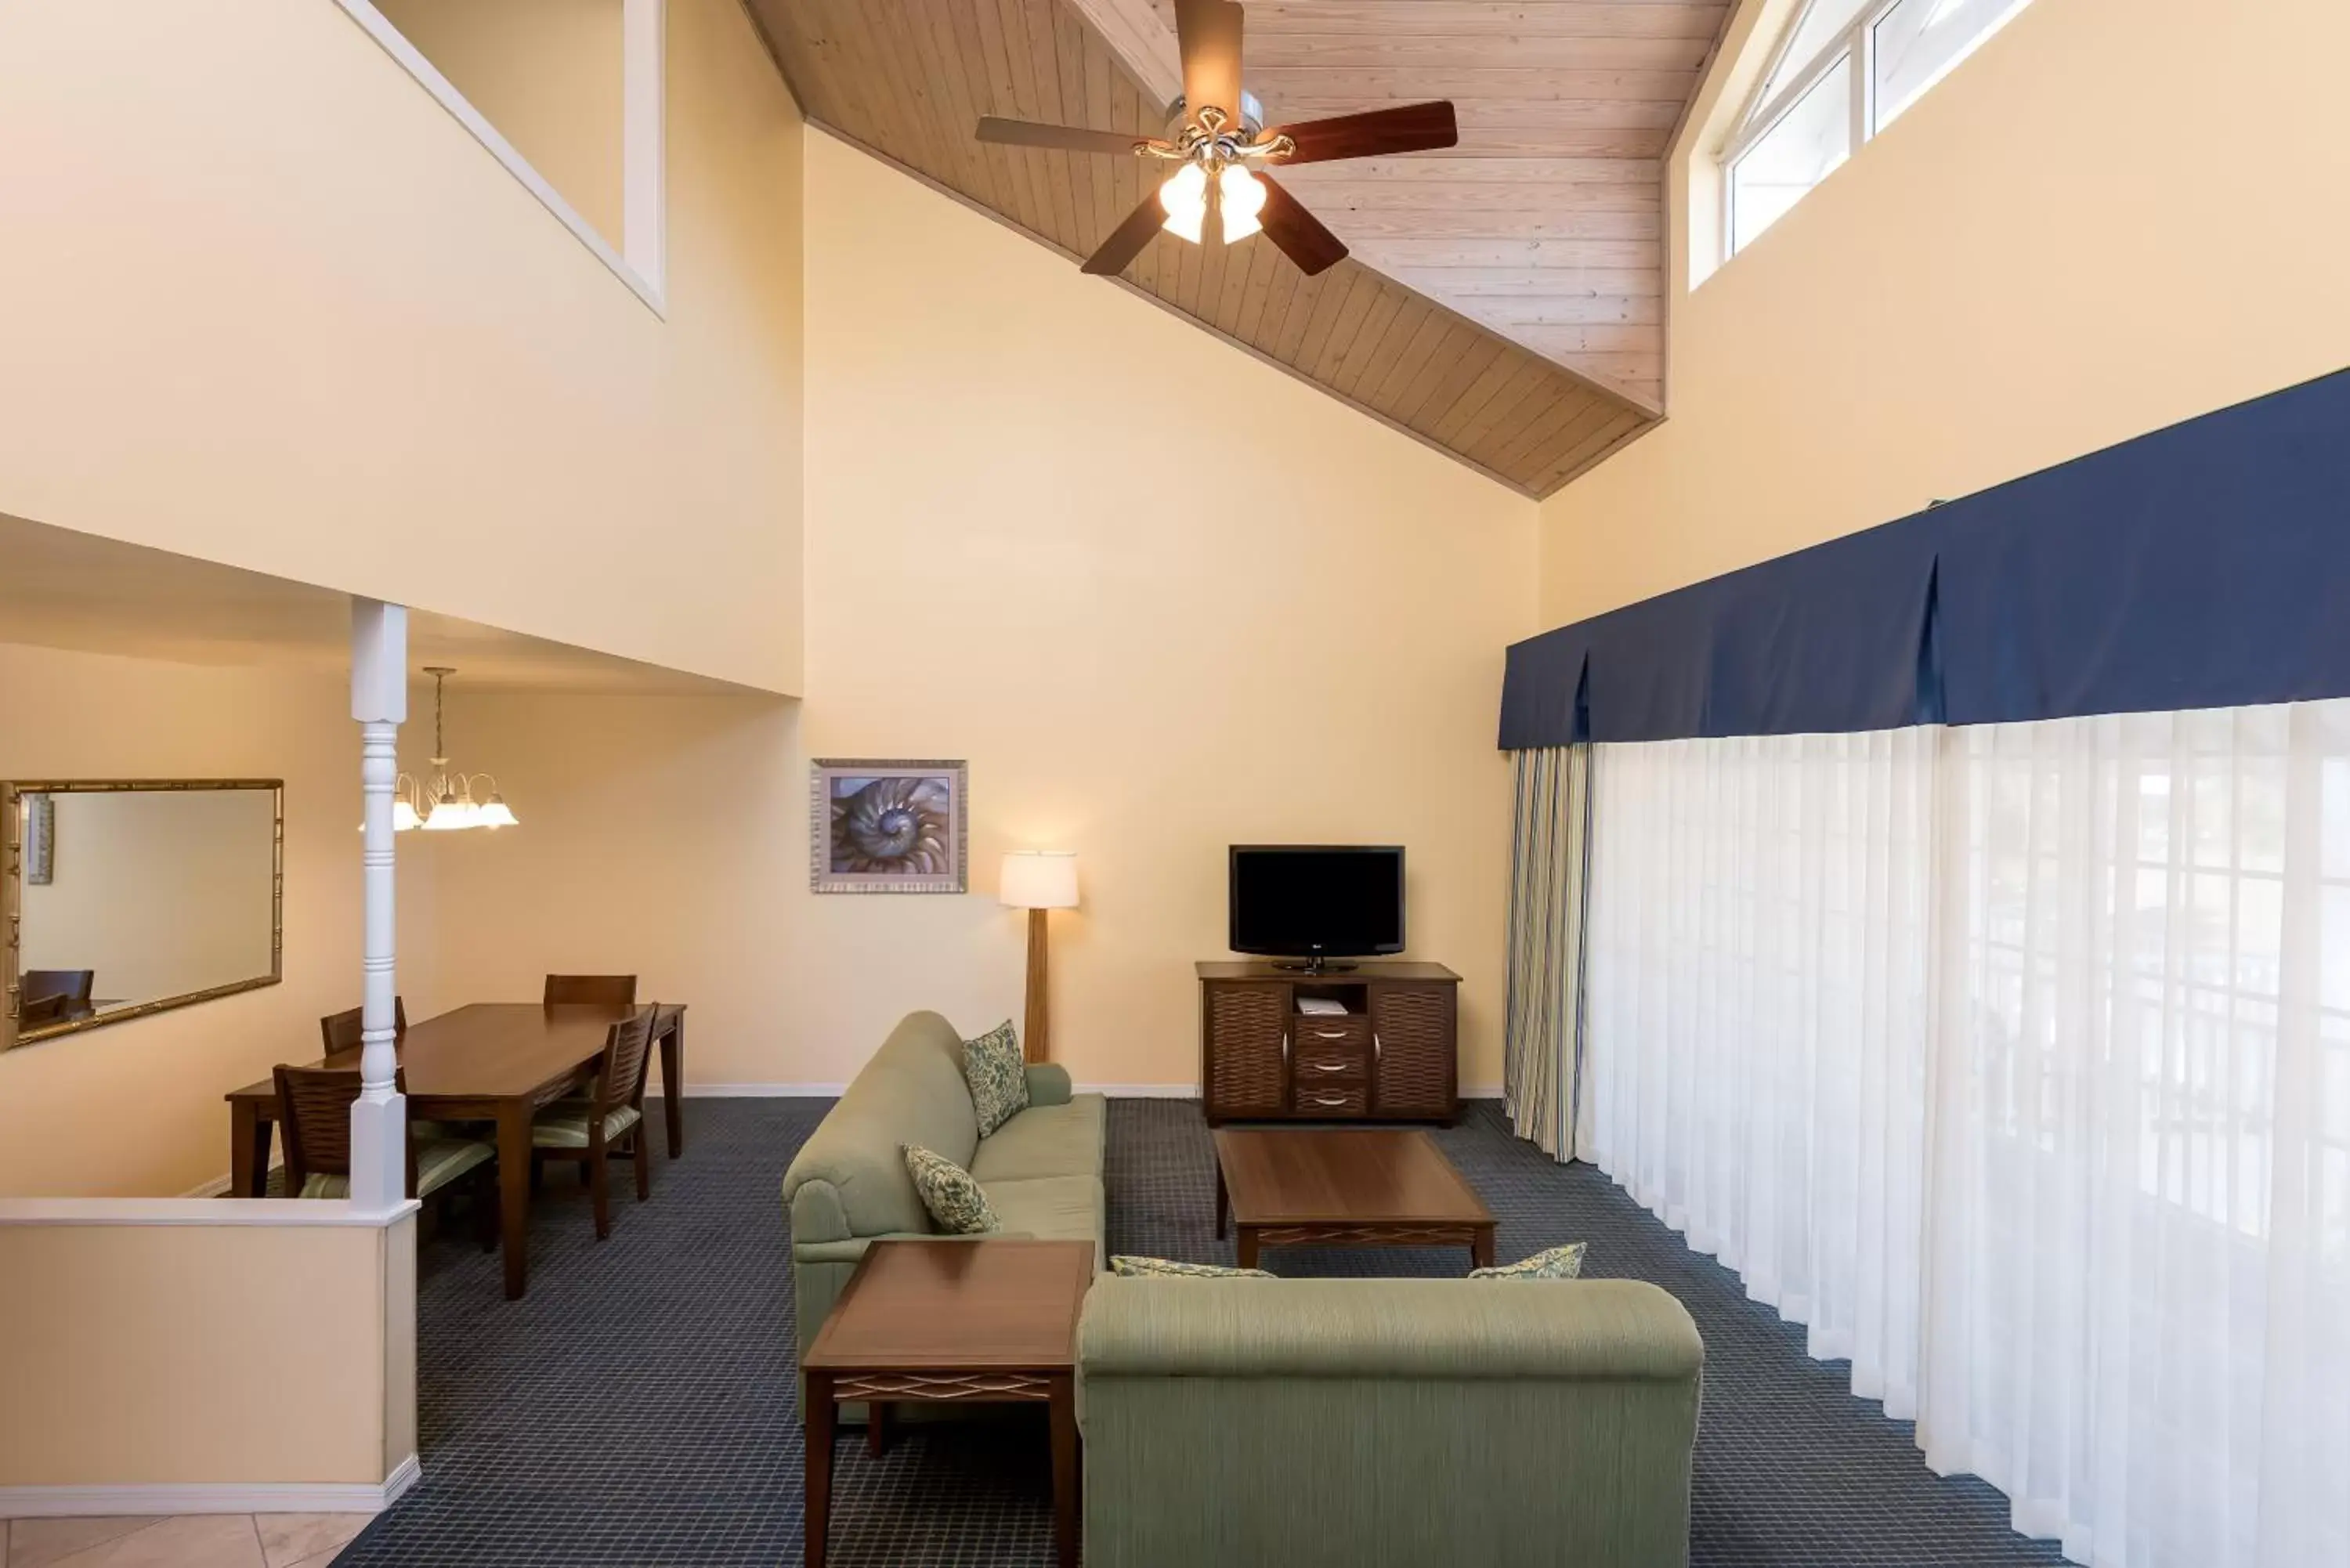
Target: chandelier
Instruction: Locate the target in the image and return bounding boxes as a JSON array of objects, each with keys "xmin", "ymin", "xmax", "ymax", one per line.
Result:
[{"xmin": 394, "ymin": 667, "xmax": 517, "ymax": 833}]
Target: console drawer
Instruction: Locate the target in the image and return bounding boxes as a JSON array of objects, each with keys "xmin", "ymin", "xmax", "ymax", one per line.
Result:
[
  {"xmin": 1290, "ymin": 1082, "xmax": 1368, "ymax": 1116},
  {"xmin": 1293, "ymin": 1014, "xmax": 1371, "ymax": 1050},
  {"xmin": 1292, "ymin": 1048, "xmax": 1366, "ymax": 1083}
]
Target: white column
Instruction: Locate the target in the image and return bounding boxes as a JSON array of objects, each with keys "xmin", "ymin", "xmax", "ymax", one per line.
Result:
[{"xmin": 349, "ymin": 598, "xmax": 408, "ymax": 1213}]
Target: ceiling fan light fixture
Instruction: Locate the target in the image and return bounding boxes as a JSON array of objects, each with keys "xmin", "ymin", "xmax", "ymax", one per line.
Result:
[
  {"xmin": 1218, "ymin": 166, "xmax": 1265, "ymax": 241},
  {"xmin": 1159, "ymin": 163, "xmax": 1208, "ymax": 244}
]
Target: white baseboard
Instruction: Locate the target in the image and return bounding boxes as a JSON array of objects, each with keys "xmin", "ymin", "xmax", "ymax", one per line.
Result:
[{"xmin": 0, "ymin": 1454, "xmax": 420, "ymax": 1519}]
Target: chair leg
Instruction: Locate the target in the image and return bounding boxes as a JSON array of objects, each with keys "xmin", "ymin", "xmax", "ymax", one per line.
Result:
[
  {"xmin": 530, "ymin": 1151, "xmax": 544, "ymax": 1196},
  {"xmin": 475, "ymin": 1167, "xmax": 500, "ymax": 1253},
  {"xmin": 589, "ymin": 1143, "xmax": 612, "ymax": 1240},
  {"xmin": 634, "ymin": 1125, "xmax": 651, "ymax": 1202}
]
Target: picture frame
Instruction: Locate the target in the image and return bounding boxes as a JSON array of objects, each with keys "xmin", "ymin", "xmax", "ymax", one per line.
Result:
[{"xmin": 810, "ymin": 759, "xmax": 967, "ymax": 894}]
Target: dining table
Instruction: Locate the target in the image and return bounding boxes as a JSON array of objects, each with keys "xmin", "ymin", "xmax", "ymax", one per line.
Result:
[{"xmin": 223, "ymin": 1000, "xmax": 687, "ymax": 1299}]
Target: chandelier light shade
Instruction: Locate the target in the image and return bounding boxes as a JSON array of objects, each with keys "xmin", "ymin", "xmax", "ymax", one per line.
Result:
[{"xmin": 393, "ymin": 667, "xmax": 516, "ymax": 833}]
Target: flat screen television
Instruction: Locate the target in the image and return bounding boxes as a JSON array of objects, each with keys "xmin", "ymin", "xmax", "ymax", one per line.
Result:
[{"xmin": 1228, "ymin": 845, "xmax": 1405, "ymax": 970}]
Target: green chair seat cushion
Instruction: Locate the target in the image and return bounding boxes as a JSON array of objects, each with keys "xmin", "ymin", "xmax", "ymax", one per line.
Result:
[
  {"xmin": 1110, "ymin": 1255, "xmax": 1274, "ymax": 1279},
  {"xmin": 1469, "ymin": 1242, "xmax": 1588, "ymax": 1280},
  {"xmin": 532, "ymin": 1104, "xmax": 642, "ymax": 1150},
  {"xmin": 904, "ymin": 1144, "xmax": 999, "ymax": 1234},
  {"xmin": 296, "ymin": 1136, "xmax": 493, "ymax": 1200},
  {"xmin": 967, "ymin": 1093, "xmax": 1107, "ymax": 1183},
  {"xmin": 960, "ymin": 1020, "xmax": 1029, "ymax": 1138}
]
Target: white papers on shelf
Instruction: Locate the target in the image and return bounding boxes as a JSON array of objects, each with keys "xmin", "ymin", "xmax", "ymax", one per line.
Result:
[{"xmin": 1296, "ymin": 997, "xmax": 1348, "ymax": 1016}]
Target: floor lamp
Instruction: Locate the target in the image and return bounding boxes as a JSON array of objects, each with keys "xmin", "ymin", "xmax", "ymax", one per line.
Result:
[{"xmin": 1000, "ymin": 851, "xmax": 1079, "ymax": 1065}]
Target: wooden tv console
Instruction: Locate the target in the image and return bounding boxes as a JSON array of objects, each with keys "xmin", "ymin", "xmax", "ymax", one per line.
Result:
[{"xmin": 1196, "ymin": 960, "xmax": 1461, "ymax": 1125}]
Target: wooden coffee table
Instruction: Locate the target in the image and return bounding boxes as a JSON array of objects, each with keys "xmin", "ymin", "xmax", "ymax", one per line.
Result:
[
  {"xmin": 802, "ymin": 1238, "xmax": 1093, "ymax": 1568},
  {"xmin": 1214, "ymin": 1128, "xmax": 1495, "ymax": 1272}
]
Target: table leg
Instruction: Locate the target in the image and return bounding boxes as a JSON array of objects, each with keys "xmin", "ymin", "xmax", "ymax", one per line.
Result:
[
  {"xmin": 866, "ymin": 1402, "xmax": 888, "ymax": 1458},
  {"xmin": 1050, "ymin": 1372, "xmax": 1081, "ymax": 1568},
  {"xmin": 231, "ymin": 1101, "xmax": 270, "ymax": 1198},
  {"xmin": 497, "ymin": 1103, "xmax": 533, "ymax": 1300},
  {"xmin": 1237, "ymin": 1226, "xmax": 1260, "ymax": 1271},
  {"xmin": 1214, "ymin": 1162, "xmax": 1227, "ymax": 1240},
  {"xmin": 1472, "ymin": 1226, "xmax": 1495, "ymax": 1270},
  {"xmin": 805, "ymin": 1370, "xmax": 837, "ymax": 1568},
  {"xmin": 660, "ymin": 1013, "xmax": 685, "ymax": 1158}
]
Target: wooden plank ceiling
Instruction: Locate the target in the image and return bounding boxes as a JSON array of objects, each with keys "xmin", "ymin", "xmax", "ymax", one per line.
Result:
[{"xmin": 748, "ymin": 0, "xmax": 1728, "ymax": 497}]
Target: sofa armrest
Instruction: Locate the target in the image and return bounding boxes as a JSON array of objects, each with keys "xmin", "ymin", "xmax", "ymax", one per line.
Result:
[{"xmin": 1024, "ymin": 1063, "xmax": 1073, "ymax": 1107}]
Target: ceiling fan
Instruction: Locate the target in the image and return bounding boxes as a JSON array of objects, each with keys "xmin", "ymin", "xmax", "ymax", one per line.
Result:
[{"xmin": 974, "ymin": 0, "xmax": 1457, "ymax": 279}]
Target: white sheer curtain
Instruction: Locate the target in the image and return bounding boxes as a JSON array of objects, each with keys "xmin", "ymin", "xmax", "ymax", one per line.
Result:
[
  {"xmin": 1586, "ymin": 729, "xmax": 1937, "ymax": 1414},
  {"xmin": 1582, "ymin": 705, "xmax": 2350, "ymax": 1568}
]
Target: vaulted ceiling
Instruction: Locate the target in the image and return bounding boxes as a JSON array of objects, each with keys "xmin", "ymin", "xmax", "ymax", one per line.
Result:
[{"xmin": 747, "ymin": 0, "xmax": 1731, "ymax": 496}]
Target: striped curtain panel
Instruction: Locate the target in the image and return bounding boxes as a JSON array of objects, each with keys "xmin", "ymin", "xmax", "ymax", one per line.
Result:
[{"xmin": 1503, "ymin": 744, "xmax": 1593, "ymax": 1161}]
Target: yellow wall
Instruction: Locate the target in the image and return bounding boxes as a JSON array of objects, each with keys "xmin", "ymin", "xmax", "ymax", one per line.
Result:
[
  {"xmin": 0, "ymin": 0, "xmax": 804, "ymax": 694},
  {"xmin": 374, "ymin": 0, "xmax": 626, "ymax": 247},
  {"xmin": 416, "ymin": 133, "xmax": 1538, "ymax": 1093},
  {"xmin": 0, "ymin": 644, "xmax": 450, "ymax": 1199},
  {"xmin": 0, "ymin": 1208, "xmax": 414, "ymax": 1489},
  {"xmin": 1539, "ymin": 0, "xmax": 2350, "ymax": 624}
]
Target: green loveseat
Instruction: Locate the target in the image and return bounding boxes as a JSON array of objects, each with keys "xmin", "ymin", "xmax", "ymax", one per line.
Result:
[
  {"xmin": 782, "ymin": 1010, "xmax": 1107, "ymax": 1399},
  {"xmin": 1079, "ymin": 1274, "xmax": 1704, "ymax": 1567}
]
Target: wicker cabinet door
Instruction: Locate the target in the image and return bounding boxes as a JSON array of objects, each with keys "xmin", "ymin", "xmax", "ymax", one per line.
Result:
[
  {"xmin": 1205, "ymin": 983, "xmax": 1289, "ymax": 1118},
  {"xmin": 1370, "ymin": 985, "xmax": 1455, "ymax": 1118}
]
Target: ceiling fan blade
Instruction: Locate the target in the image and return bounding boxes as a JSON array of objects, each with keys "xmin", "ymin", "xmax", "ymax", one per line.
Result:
[
  {"xmin": 975, "ymin": 117, "xmax": 1162, "ymax": 156},
  {"xmin": 1253, "ymin": 174, "xmax": 1347, "ymax": 276},
  {"xmin": 1081, "ymin": 193, "xmax": 1168, "ymax": 276},
  {"xmin": 1264, "ymin": 101, "xmax": 1459, "ymax": 166},
  {"xmin": 1174, "ymin": 0, "xmax": 1245, "ymax": 127}
]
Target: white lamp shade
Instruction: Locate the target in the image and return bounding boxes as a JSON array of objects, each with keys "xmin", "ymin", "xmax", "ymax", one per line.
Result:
[{"xmin": 1000, "ymin": 850, "xmax": 1079, "ymax": 909}]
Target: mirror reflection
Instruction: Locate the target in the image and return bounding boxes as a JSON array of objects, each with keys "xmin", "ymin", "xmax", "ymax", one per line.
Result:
[{"xmin": 9, "ymin": 782, "xmax": 281, "ymax": 1043}]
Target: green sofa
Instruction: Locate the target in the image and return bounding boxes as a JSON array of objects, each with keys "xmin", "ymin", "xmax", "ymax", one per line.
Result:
[
  {"xmin": 1079, "ymin": 1275, "xmax": 1704, "ymax": 1568},
  {"xmin": 782, "ymin": 1010, "xmax": 1107, "ymax": 1397}
]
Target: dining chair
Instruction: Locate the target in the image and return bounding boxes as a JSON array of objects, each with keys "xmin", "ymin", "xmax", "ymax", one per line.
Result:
[
  {"xmin": 320, "ymin": 997, "xmax": 409, "ymax": 1055},
  {"xmin": 544, "ymin": 974, "xmax": 637, "ymax": 1006},
  {"xmin": 20, "ymin": 992, "xmax": 69, "ymax": 1028},
  {"xmin": 272, "ymin": 1064, "xmax": 497, "ymax": 1241},
  {"xmin": 530, "ymin": 1006, "xmax": 657, "ymax": 1239},
  {"xmin": 24, "ymin": 969, "xmax": 95, "ymax": 1006}
]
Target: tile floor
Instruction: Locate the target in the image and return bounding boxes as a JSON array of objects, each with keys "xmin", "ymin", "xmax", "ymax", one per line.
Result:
[{"xmin": 2, "ymin": 1513, "xmax": 369, "ymax": 1568}]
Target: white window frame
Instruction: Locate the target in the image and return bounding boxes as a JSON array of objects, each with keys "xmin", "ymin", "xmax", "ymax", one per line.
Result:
[
  {"xmin": 334, "ymin": 0, "xmax": 667, "ymax": 317},
  {"xmin": 1719, "ymin": 0, "xmax": 2027, "ymax": 262}
]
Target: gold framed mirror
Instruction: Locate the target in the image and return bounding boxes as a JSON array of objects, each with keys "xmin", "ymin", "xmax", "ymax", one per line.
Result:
[{"xmin": 2, "ymin": 780, "xmax": 284, "ymax": 1050}]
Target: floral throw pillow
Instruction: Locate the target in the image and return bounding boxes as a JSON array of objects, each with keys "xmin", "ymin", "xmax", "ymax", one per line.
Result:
[
  {"xmin": 903, "ymin": 1144, "xmax": 1000, "ymax": 1235},
  {"xmin": 962, "ymin": 1019, "xmax": 1029, "ymax": 1138},
  {"xmin": 1110, "ymin": 1255, "xmax": 1274, "ymax": 1279},
  {"xmin": 1470, "ymin": 1242, "xmax": 1587, "ymax": 1280}
]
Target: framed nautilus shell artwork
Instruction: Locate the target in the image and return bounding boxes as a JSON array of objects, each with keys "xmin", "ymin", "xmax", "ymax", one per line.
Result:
[{"xmin": 810, "ymin": 759, "xmax": 968, "ymax": 894}]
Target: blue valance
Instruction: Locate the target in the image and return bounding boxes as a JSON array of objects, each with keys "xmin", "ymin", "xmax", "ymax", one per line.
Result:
[{"xmin": 1499, "ymin": 367, "xmax": 2350, "ymax": 747}]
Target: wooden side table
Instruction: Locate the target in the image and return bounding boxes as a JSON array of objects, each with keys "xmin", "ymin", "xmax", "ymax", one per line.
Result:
[{"xmin": 802, "ymin": 1238, "xmax": 1094, "ymax": 1568}]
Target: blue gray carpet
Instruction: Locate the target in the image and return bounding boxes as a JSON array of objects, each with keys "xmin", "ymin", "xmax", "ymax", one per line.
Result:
[{"xmin": 337, "ymin": 1097, "xmax": 2063, "ymax": 1566}]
